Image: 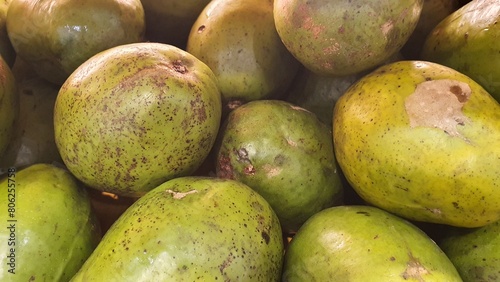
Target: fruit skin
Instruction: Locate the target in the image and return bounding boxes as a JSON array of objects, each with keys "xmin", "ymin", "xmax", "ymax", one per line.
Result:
[
  {"xmin": 0, "ymin": 163, "xmax": 101, "ymax": 281},
  {"xmin": 215, "ymin": 100, "xmax": 343, "ymax": 233},
  {"xmin": 273, "ymin": 0, "xmax": 423, "ymax": 76},
  {"xmin": 71, "ymin": 176, "xmax": 284, "ymax": 281},
  {"xmin": 439, "ymin": 221, "xmax": 500, "ymax": 281},
  {"xmin": 6, "ymin": 0, "xmax": 145, "ymax": 85},
  {"xmin": 421, "ymin": 0, "xmax": 500, "ymax": 102},
  {"xmin": 333, "ymin": 60, "xmax": 500, "ymax": 228},
  {"xmin": 282, "ymin": 205, "xmax": 462, "ymax": 281},
  {"xmin": 54, "ymin": 42, "xmax": 222, "ymax": 197},
  {"xmin": 187, "ymin": 0, "xmax": 300, "ymax": 109},
  {"xmin": 141, "ymin": 0, "xmax": 211, "ymax": 49},
  {"xmin": 0, "ymin": 56, "xmax": 17, "ymax": 160}
]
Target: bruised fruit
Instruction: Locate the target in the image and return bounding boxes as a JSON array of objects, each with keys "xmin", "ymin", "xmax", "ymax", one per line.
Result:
[
  {"xmin": 54, "ymin": 42, "xmax": 222, "ymax": 197},
  {"xmin": 141, "ymin": 0, "xmax": 211, "ymax": 49},
  {"xmin": 273, "ymin": 0, "xmax": 423, "ymax": 76},
  {"xmin": 282, "ymin": 205, "xmax": 462, "ymax": 281},
  {"xmin": 0, "ymin": 56, "xmax": 17, "ymax": 160},
  {"xmin": 215, "ymin": 100, "xmax": 343, "ymax": 233},
  {"xmin": 333, "ymin": 60, "xmax": 500, "ymax": 228},
  {"xmin": 0, "ymin": 163, "xmax": 101, "ymax": 281},
  {"xmin": 71, "ymin": 176, "xmax": 284, "ymax": 281},
  {"xmin": 439, "ymin": 221, "xmax": 500, "ymax": 282},
  {"xmin": 187, "ymin": 0, "xmax": 300, "ymax": 110},
  {"xmin": 421, "ymin": 0, "xmax": 500, "ymax": 102},
  {"xmin": 6, "ymin": 0, "xmax": 145, "ymax": 85}
]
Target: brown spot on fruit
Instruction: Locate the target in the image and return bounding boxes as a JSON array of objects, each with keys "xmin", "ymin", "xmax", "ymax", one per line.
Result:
[
  {"xmin": 171, "ymin": 60, "xmax": 188, "ymax": 74},
  {"xmin": 405, "ymin": 79, "xmax": 471, "ymax": 139},
  {"xmin": 401, "ymin": 253, "xmax": 430, "ymax": 281}
]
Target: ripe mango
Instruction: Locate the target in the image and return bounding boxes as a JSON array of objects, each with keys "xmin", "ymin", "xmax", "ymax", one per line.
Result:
[
  {"xmin": 0, "ymin": 164, "xmax": 101, "ymax": 281},
  {"xmin": 333, "ymin": 60, "xmax": 500, "ymax": 228},
  {"xmin": 71, "ymin": 177, "xmax": 284, "ymax": 281},
  {"xmin": 282, "ymin": 205, "xmax": 462, "ymax": 281}
]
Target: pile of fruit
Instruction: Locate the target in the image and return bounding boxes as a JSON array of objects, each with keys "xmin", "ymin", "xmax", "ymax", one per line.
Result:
[{"xmin": 0, "ymin": 0, "xmax": 499, "ymax": 281}]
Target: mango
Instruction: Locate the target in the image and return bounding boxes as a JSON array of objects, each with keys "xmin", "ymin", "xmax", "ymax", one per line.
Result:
[
  {"xmin": 215, "ymin": 100, "xmax": 343, "ymax": 233},
  {"xmin": 282, "ymin": 205, "xmax": 462, "ymax": 281},
  {"xmin": 0, "ymin": 163, "xmax": 101, "ymax": 281},
  {"xmin": 440, "ymin": 221, "xmax": 500, "ymax": 281},
  {"xmin": 187, "ymin": 0, "xmax": 300, "ymax": 110},
  {"xmin": 421, "ymin": 0, "xmax": 500, "ymax": 102},
  {"xmin": 6, "ymin": 0, "xmax": 145, "ymax": 85},
  {"xmin": 71, "ymin": 176, "xmax": 284, "ymax": 281},
  {"xmin": 54, "ymin": 42, "xmax": 222, "ymax": 197},
  {"xmin": 0, "ymin": 55, "xmax": 17, "ymax": 161},
  {"xmin": 333, "ymin": 60, "xmax": 500, "ymax": 227},
  {"xmin": 273, "ymin": 0, "xmax": 423, "ymax": 76}
]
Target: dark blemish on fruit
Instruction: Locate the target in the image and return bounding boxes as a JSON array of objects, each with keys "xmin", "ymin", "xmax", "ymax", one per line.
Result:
[
  {"xmin": 261, "ymin": 231, "xmax": 270, "ymax": 244},
  {"xmin": 356, "ymin": 211, "xmax": 370, "ymax": 216},
  {"xmin": 172, "ymin": 60, "xmax": 188, "ymax": 74},
  {"xmin": 197, "ymin": 25, "xmax": 206, "ymax": 33}
]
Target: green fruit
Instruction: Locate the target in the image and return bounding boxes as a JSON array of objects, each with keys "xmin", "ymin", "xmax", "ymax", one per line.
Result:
[
  {"xmin": 141, "ymin": 0, "xmax": 211, "ymax": 49},
  {"xmin": 0, "ymin": 56, "xmax": 17, "ymax": 160},
  {"xmin": 187, "ymin": 0, "xmax": 300, "ymax": 109},
  {"xmin": 0, "ymin": 0, "xmax": 15, "ymax": 67},
  {"xmin": 71, "ymin": 176, "xmax": 284, "ymax": 281},
  {"xmin": 421, "ymin": 0, "xmax": 500, "ymax": 102},
  {"xmin": 333, "ymin": 60, "xmax": 500, "ymax": 227},
  {"xmin": 0, "ymin": 58, "xmax": 61, "ymax": 168},
  {"xmin": 0, "ymin": 163, "xmax": 101, "ymax": 281},
  {"xmin": 54, "ymin": 42, "xmax": 222, "ymax": 197},
  {"xmin": 215, "ymin": 100, "xmax": 343, "ymax": 233},
  {"xmin": 273, "ymin": 0, "xmax": 423, "ymax": 76},
  {"xmin": 6, "ymin": 0, "xmax": 145, "ymax": 85},
  {"xmin": 439, "ymin": 221, "xmax": 500, "ymax": 282},
  {"xmin": 282, "ymin": 205, "xmax": 462, "ymax": 281}
]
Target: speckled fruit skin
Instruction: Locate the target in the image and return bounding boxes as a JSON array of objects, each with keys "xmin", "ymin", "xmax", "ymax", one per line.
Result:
[
  {"xmin": 282, "ymin": 205, "xmax": 462, "ymax": 281},
  {"xmin": 439, "ymin": 221, "xmax": 500, "ymax": 281},
  {"xmin": 273, "ymin": 0, "xmax": 423, "ymax": 76},
  {"xmin": 0, "ymin": 164, "xmax": 101, "ymax": 281},
  {"xmin": 215, "ymin": 100, "xmax": 343, "ymax": 233},
  {"xmin": 54, "ymin": 42, "xmax": 222, "ymax": 197},
  {"xmin": 6, "ymin": 0, "xmax": 145, "ymax": 85},
  {"xmin": 333, "ymin": 60, "xmax": 500, "ymax": 228},
  {"xmin": 421, "ymin": 0, "xmax": 500, "ymax": 102},
  {"xmin": 0, "ymin": 56, "xmax": 17, "ymax": 160},
  {"xmin": 70, "ymin": 176, "xmax": 284, "ymax": 281},
  {"xmin": 187, "ymin": 0, "xmax": 300, "ymax": 107}
]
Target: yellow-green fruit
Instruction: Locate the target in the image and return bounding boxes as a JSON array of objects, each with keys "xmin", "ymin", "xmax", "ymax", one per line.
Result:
[
  {"xmin": 0, "ymin": 0, "xmax": 15, "ymax": 67},
  {"xmin": 6, "ymin": 0, "xmax": 145, "ymax": 85},
  {"xmin": 0, "ymin": 58, "xmax": 61, "ymax": 168},
  {"xmin": 282, "ymin": 205, "xmax": 462, "ymax": 281},
  {"xmin": 0, "ymin": 56, "xmax": 17, "ymax": 160},
  {"xmin": 141, "ymin": 0, "xmax": 211, "ymax": 49},
  {"xmin": 0, "ymin": 164, "xmax": 101, "ymax": 281},
  {"xmin": 71, "ymin": 177, "xmax": 284, "ymax": 281},
  {"xmin": 54, "ymin": 42, "xmax": 222, "ymax": 197},
  {"xmin": 273, "ymin": 0, "xmax": 423, "ymax": 76},
  {"xmin": 421, "ymin": 0, "xmax": 500, "ymax": 102},
  {"xmin": 187, "ymin": 0, "xmax": 300, "ymax": 108},
  {"xmin": 333, "ymin": 60, "xmax": 500, "ymax": 228},
  {"xmin": 439, "ymin": 221, "xmax": 500, "ymax": 281}
]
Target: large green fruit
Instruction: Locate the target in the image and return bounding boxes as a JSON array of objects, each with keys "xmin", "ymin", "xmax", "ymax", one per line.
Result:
[
  {"xmin": 141, "ymin": 0, "xmax": 210, "ymax": 49},
  {"xmin": 6, "ymin": 0, "xmax": 145, "ymax": 85},
  {"xmin": 0, "ymin": 163, "xmax": 101, "ymax": 281},
  {"xmin": 71, "ymin": 177, "xmax": 284, "ymax": 281},
  {"xmin": 439, "ymin": 221, "xmax": 500, "ymax": 281},
  {"xmin": 282, "ymin": 205, "xmax": 462, "ymax": 281},
  {"xmin": 215, "ymin": 100, "xmax": 343, "ymax": 233},
  {"xmin": 333, "ymin": 60, "xmax": 500, "ymax": 228},
  {"xmin": 54, "ymin": 42, "xmax": 222, "ymax": 197},
  {"xmin": 273, "ymin": 0, "xmax": 423, "ymax": 76},
  {"xmin": 187, "ymin": 0, "xmax": 300, "ymax": 110},
  {"xmin": 0, "ymin": 56, "xmax": 17, "ymax": 160},
  {"xmin": 421, "ymin": 0, "xmax": 500, "ymax": 102}
]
